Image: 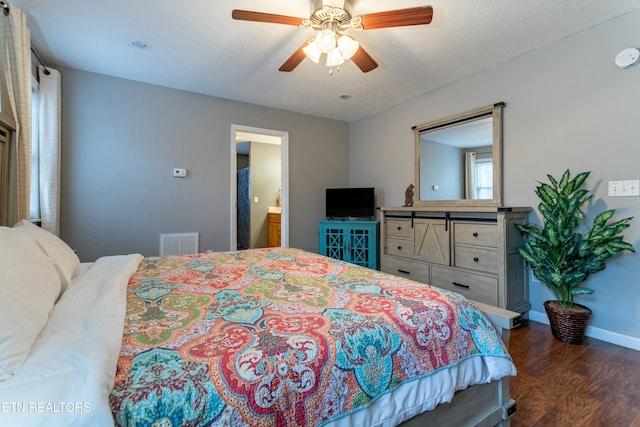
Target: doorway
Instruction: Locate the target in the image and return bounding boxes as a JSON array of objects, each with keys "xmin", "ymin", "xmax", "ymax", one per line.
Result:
[{"xmin": 230, "ymin": 125, "xmax": 288, "ymax": 250}]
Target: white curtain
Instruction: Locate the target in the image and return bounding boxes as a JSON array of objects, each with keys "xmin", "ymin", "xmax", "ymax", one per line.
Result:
[
  {"xmin": 37, "ymin": 65, "xmax": 61, "ymax": 235},
  {"xmin": 1, "ymin": 4, "xmax": 32, "ymax": 223},
  {"xmin": 464, "ymin": 151, "xmax": 477, "ymax": 199}
]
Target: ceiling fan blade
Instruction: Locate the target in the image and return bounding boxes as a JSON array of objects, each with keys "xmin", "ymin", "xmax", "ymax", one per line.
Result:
[
  {"xmin": 360, "ymin": 6, "xmax": 433, "ymax": 30},
  {"xmin": 232, "ymin": 9, "xmax": 304, "ymax": 26},
  {"xmin": 279, "ymin": 44, "xmax": 307, "ymax": 72},
  {"xmin": 351, "ymin": 46, "xmax": 378, "ymax": 73}
]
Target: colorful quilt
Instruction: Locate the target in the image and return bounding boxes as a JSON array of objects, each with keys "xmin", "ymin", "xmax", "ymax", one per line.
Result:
[{"xmin": 109, "ymin": 247, "xmax": 512, "ymax": 426}]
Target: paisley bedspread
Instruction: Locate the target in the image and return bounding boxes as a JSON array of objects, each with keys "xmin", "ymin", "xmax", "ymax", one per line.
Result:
[{"xmin": 109, "ymin": 247, "xmax": 514, "ymax": 427}]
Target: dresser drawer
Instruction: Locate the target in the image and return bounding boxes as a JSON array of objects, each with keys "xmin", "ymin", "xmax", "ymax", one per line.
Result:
[
  {"xmin": 381, "ymin": 256, "xmax": 429, "ymax": 283},
  {"xmin": 454, "ymin": 245, "xmax": 498, "ymax": 274},
  {"xmin": 430, "ymin": 266, "xmax": 498, "ymax": 306},
  {"xmin": 386, "ymin": 219, "xmax": 413, "ymax": 238},
  {"xmin": 454, "ymin": 223, "xmax": 499, "ymax": 247},
  {"xmin": 386, "ymin": 236, "xmax": 413, "ymax": 258}
]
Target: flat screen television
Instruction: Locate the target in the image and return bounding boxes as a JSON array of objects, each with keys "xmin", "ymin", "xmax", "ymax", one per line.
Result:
[{"xmin": 325, "ymin": 187, "xmax": 375, "ymax": 219}]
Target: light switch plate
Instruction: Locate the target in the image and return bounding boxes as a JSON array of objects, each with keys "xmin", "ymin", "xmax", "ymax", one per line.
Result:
[{"xmin": 608, "ymin": 180, "xmax": 639, "ymax": 197}]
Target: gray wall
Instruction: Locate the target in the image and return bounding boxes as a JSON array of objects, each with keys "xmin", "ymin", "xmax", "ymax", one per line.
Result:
[
  {"xmin": 420, "ymin": 140, "xmax": 463, "ymax": 200},
  {"xmin": 59, "ymin": 67, "xmax": 349, "ymax": 261},
  {"xmin": 249, "ymin": 141, "xmax": 280, "ymax": 248},
  {"xmin": 349, "ymin": 11, "xmax": 640, "ymax": 342}
]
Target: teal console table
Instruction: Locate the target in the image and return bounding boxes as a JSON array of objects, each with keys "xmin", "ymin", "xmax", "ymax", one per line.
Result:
[{"xmin": 319, "ymin": 220, "xmax": 379, "ymax": 270}]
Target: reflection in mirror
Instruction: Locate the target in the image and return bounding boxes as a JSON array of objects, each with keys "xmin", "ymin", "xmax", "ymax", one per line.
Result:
[
  {"xmin": 419, "ymin": 117, "xmax": 493, "ymax": 200},
  {"xmin": 413, "ymin": 103, "xmax": 504, "ymax": 207}
]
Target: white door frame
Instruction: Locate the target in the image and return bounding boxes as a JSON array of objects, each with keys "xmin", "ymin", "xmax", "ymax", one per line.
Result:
[{"xmin": 230, "ymin": 124, "xmax": 289, "ymax": 250}]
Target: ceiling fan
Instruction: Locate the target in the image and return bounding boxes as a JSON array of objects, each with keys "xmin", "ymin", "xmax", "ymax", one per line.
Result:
[{"xmin": 232, "ymin": 0, "xmax": 433, "ymax": 73}]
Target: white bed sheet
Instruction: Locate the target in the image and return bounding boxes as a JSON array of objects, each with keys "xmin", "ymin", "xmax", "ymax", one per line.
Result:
[
  {"xmin": 0, "ymin": 254, "xmax": 143, "ymax": 427},
  {"xmin": 329, "ymin": 354, "xmax": 515, "ymax": 426}
]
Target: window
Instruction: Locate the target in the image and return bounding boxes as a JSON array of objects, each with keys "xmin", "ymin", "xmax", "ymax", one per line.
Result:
[
  {"xmin": 29, "ymin": 76, "xmax": 40, "ymax": 221},
  {"xmin": 475, "ymin": 159, "xmax": 493, "ymax": 200}
]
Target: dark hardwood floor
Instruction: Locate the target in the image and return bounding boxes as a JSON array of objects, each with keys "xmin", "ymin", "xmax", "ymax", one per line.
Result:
[{"xmin": 508, "ymin": 320, "xmax": 640, "ymax": 426}]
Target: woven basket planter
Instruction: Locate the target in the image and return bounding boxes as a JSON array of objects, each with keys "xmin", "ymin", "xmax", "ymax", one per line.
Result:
[{"xmin": 544, "ymin": 300, "xmax": 592, "ymax": 344}]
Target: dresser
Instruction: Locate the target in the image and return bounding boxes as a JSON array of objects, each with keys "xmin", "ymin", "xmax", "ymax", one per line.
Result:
[
  {"xmin": 380, "ymin": 207, "xmax": 530, "ymax": 314},
  {"xmin": 319, "ymin": 220, "xmax": 379, "ymax": 270}
]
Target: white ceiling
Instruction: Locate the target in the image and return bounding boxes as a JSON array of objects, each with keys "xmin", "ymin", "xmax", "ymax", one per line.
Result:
[
  {"xmin": 11, "ymin": 0, "xmax": 640, "ymax": 122},
  {"xmin": 422, "ymin": 117, "xmax": 493, "ymax": 149}
]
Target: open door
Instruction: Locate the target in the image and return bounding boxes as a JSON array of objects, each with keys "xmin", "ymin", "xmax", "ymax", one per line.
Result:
[{"xmin": 230, "ymin": 125, "xmax": 289, "ymax": 250}]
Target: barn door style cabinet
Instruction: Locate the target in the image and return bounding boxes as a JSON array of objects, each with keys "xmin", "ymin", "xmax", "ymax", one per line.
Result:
[
  {"xmin": 380, "ymin": 207, "xmax": 531, "ymax": 314},
  {"xmin": 319, "ymin": 220, "xmax": 379, "ymax": 270}
]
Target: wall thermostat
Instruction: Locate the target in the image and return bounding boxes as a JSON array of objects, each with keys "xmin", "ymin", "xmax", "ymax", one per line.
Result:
[
  {"xmin": 614, "ymin": 47, "xmax": 640, "ymax": 69},
  {"xmin": 173, "ymin": 168, "xmax": 187, "ymax": 178}
]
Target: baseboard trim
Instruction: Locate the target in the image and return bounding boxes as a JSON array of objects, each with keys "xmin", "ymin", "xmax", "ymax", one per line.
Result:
[{"xmin": 528, "ymin": 310, "xmax": 640, "ymax": 351}]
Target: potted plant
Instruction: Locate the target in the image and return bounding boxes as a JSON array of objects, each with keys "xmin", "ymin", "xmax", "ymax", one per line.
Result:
[{"xmin": 516, "ymin": 170, "xmax": 634, "ymax": 344}]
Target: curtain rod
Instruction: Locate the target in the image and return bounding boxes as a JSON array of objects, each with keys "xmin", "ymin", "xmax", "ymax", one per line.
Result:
[
  {"xmin": 1, "ymin": 1, "xmax": 51, "ymax": 76},
  {"xmin": 31, "ymin": 47, "xmax": 50, "ymax": 75}
]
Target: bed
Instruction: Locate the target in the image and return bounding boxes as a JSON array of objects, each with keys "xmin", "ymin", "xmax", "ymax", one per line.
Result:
[{"xmin": 0, "ymin": 222, "xmax": 519, "ymax": 426}]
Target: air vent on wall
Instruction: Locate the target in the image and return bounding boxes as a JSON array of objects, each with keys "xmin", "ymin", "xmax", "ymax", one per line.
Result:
[{"xmin": 159, "ymin": 233, "xmax": 199, "ymax": 256}]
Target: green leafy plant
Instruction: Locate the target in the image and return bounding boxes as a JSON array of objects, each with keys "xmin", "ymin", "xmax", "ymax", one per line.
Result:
[{"xmin": 516, "ymin": 170, "xmax": 634, "ymax": 308}]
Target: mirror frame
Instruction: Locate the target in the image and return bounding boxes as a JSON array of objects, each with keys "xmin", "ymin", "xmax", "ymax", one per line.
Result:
[{"xmin": 413, "ymin": 102, "xmax": 504, "ymax": 208}]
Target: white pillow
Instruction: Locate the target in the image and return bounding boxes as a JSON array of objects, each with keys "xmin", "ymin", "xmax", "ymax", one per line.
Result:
[
  {"xmin": 13, "ymin": 219, "xmax": 80, "ymax": 292},
  {"xmin": 0, "ymin": 227, "xmax": 62, "ymax": 381}
]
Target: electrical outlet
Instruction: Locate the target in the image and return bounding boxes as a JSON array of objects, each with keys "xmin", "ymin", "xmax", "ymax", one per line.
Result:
[{"xmin": 608, "ymin": 180, "xmax": 640, "ymax": 197}]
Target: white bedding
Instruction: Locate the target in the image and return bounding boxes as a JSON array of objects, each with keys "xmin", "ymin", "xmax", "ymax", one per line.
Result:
[
  {"xmin": 332, "ymin": 355, "xmax": 514, "ymax": 427},
  {"xmin": 0, "ymin": 254, "xmax": 143, "ymax": 427}
]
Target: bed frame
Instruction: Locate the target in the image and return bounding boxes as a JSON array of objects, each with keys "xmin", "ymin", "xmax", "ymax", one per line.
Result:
[{"xmin": 401, "ymin": 301, "xmax": 521, "ymax": 427}]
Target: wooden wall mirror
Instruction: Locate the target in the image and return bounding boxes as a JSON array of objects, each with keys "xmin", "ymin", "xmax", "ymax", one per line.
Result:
[{"xmin": 413, "ymin": 102, "xmax": 504, "ymax": 208}]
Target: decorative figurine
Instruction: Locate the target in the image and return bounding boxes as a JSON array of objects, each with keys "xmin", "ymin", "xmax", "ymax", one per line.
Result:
[{"xmin": 403, "ymin": 184, "xmax": 414, "ymax": 207}]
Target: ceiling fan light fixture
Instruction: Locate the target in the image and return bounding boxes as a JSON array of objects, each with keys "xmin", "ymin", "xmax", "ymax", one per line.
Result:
[
  {"xmin": 338, "ymin": 35, "xmax": 359, "ymax": 60},
  {"xmin": 315, "ymin": 28, "xmax": 337, "ymax": 53},
  {"xmin": 302, "ymin": 39, "xmax": 322, "ymax": 63},
  {"xmin": 233, "ymin": 3, "xmax": 433, "ymax": 74},
  {"xmin": 326, "ymin": 47, "xmax": 345, "ymax": 67}
]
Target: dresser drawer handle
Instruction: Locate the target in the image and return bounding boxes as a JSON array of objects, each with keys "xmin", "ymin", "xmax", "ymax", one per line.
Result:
[
  {"xmin": 453, "ymin": 282, "xmax": 470, "ymax": 289},
  {"xmin": 397, "ymin": 246, "xmax": 402, "ymax": 250},
  {"xmin": 397, "ymin": 269, "xmax": 410, "ymax": 275},
  {"xmin": 472, "ymin": 232, "xmax": 479, "ymax": 237},
  {"xmin": 473, "ymin": 257, "xmax": 479, "ymax": 262},
  {"xmin": 397, "ymin": 226, "xmax": 402, "ymax": 231}
]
